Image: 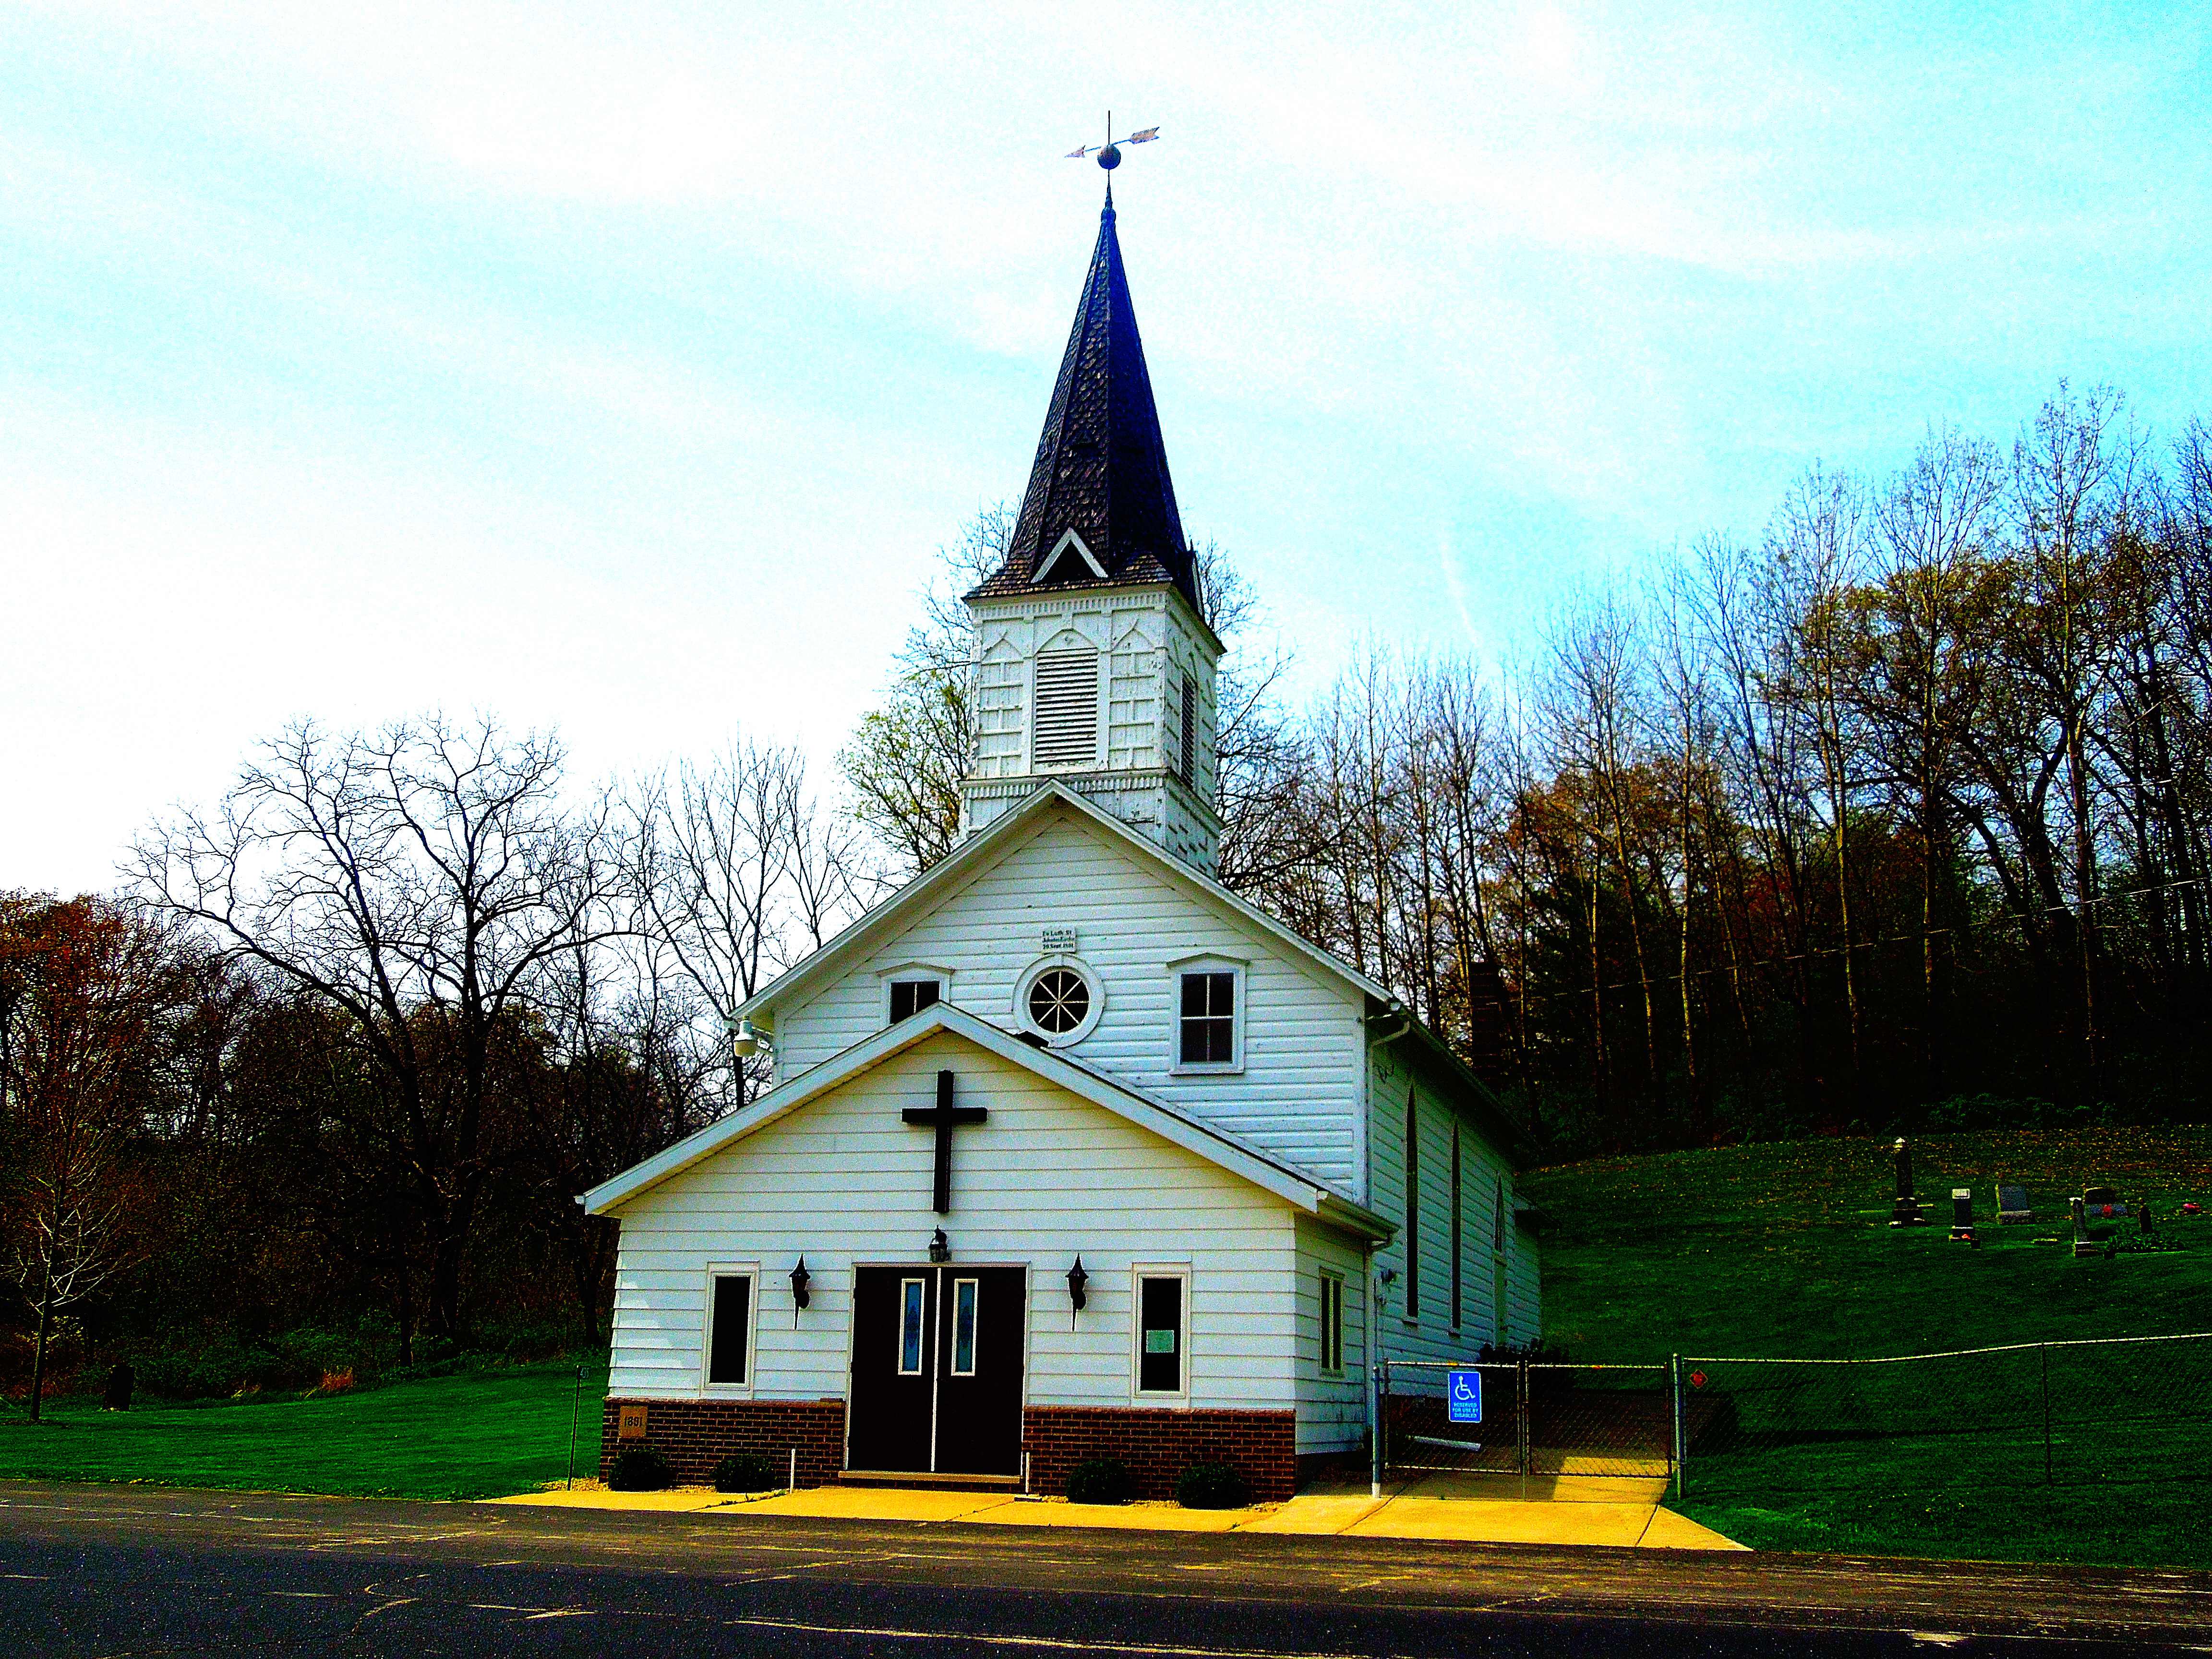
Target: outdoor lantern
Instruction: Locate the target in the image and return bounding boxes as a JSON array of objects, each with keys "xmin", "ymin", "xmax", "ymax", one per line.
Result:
[
  {"xmin": 928, "ymin": 1227, "xmax": 951, "ymax": 1263},
  {"xmin": 1065, "ymin": 1256, "xmax": 1089, "ymax": 1312},
  {"xmin": 789, "ymin": 1257, "xmax": 811, "ymax": 1310}
]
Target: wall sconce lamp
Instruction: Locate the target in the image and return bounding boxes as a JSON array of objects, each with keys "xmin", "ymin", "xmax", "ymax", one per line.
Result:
[
  {"xmin": 789, "ymin": 1256, "xmax": 811, "ymax": 1312},
  {"xmin": 928, "ymin": 1227, "xmax": 951, "ymax": 1263},
  {"xmin": 1065, "ymin": 1256, "xmax": 1089, "ymax": 1312}
]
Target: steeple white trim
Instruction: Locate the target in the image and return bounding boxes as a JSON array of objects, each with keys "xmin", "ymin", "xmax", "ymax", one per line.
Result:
[{"xmin": 1034, "ymin": 528, "xmax": 1109, "ymax": 583}]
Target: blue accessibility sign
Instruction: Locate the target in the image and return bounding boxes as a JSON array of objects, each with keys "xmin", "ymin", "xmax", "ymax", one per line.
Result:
[{"xmin": 1447, "ymin": 1369, "xmax": 1483, "ymax": 1424}]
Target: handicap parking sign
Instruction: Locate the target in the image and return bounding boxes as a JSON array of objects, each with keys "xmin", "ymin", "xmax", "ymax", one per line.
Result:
[{"xmin": 1448, "ymin": 1369, "xmax": 1483, "ymax": 1424}]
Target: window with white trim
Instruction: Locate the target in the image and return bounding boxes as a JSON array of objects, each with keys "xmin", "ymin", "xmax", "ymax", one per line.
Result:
[
  {"xmin": 1133, "ymin": 1268, "xmax": 1189, "ymax": 1396},
  {"xmin": 898, "ymin": 1276, "xmax": 927, "ymax": 1375},
  {"xmin": 1178, "ymin": 971, "xmax": 1236, "ymax": 1065},
  {"xmin": 1318, "ymin": 1269, "xmax": 1346, "ymax": 1375},
  {"xmin": 705, "ymin": 1269, "xmax": 756, "ymax": 1388},
  {"xmin": 888, "ymin": 977, "xmax": 941, "ymax": 1022},
  {"xmin": 1033, "ymin": 649, "xmax": 1100, "ymax": 768},
  {"xmin": 950, "ymin": 1277, "xmax": 979, "ymax": 1376},
  {"xmin": 1015, "ymin": 956, "xmax": 1103, "ymax": 1046}
]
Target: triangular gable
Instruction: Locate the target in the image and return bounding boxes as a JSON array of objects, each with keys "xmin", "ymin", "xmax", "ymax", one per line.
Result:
[
  {"xmin": 738, "ymin": 781, "xmax": 1389, "ymax": 1027},
  {"xmin": 583, "ymin": 1001, "xmax": 1392, "ymax": 1240},
  {"xmin": 1034, "ymin": 528, "xmax": 1109, "ymax": 584}
]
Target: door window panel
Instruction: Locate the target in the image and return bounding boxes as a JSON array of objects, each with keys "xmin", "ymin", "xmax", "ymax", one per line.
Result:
[
  {"xmin": 951, "ymin": 1278, "xmax": 979, "ymax": 1376},
  {"xmin": 899, "ymin": 1278, "xmax": 926, "ymax": 1374}
]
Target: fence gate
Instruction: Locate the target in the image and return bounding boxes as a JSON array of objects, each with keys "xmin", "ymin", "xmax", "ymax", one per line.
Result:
[{"xmin": 1377, "ymin": 1359, "xmax": 1676, "ymax": 1491}]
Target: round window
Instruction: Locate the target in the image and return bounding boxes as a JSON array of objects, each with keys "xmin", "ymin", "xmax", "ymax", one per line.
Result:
[{"xmin": 1027, "ymin": 967, "xmax": 1091, "ymax": 1035}]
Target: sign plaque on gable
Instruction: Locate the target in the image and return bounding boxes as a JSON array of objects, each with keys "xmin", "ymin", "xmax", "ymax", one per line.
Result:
[
  {"xmin": 617, "ymin": 1403, "xmax": 648, "ymax": 1441},
  {"xmin": 1042, "ymin": 926, "xmax": 1078, "ymax": 952}
]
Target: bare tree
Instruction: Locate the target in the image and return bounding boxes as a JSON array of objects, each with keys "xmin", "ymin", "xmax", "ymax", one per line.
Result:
[{"xmin": 129, "ymin": 715, "xmax": 620, "ymax": 1342}]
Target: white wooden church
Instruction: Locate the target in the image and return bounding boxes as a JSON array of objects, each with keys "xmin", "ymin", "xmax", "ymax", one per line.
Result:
[{"xmin": 584, "ymin": 186, "xmax": 1539, "ymax": 1501}]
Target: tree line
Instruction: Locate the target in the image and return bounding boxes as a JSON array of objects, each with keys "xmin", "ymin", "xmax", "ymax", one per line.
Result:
[{"xmin": 5, "ymin": 383, "xmax": 2206, "ymax": 1402}]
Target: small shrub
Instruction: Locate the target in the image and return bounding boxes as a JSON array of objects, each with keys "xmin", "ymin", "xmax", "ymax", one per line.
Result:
[
  {"xmin": 608, "ymin": 1446, "xmax": 673, "ymax": 1491},
  {"xmin": 1064, "ymin": 1456, "xmax": 1132, "ymax": 1504},
  {"xmin": 713, "ymin": 1452, "xmax": 779, "ymax": 1492},
  {"xmin": 1175, "ymin": 1460, "xmax": 1250, "ymax": 1510}
]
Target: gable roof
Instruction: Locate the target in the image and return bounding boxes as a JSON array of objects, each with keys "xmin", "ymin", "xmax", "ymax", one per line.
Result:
[
  {"xmin": 737, "ymin": 781, "xmax": 1535, "ymax": 1165},
  {"xmin": 582, "ymin": 1000, "xmax": 1393, "ymax": 1241},
  {"xmin": 969, "ymin": 192, "xmax": 1198, "ymax": 611}
]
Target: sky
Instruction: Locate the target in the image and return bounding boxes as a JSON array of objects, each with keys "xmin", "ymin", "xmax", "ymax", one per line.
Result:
[{"xmin": 4, "ymin": 0, "xmax": 2207, "ymax": 894}]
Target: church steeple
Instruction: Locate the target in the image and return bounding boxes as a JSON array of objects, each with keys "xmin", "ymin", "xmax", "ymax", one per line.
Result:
[
  {"xmin": 959, "ymin": 194, "xmax": 1223, "ymax": 876},
  {"xmin": 971, "ymin": 192, "xmax": 1197, "ymax": 610}
]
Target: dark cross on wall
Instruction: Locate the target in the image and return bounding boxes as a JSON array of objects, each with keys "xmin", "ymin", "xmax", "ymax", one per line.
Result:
[{"xmin": 902, "ymin": 1069, "xmax": 988, "ymax": 1215}]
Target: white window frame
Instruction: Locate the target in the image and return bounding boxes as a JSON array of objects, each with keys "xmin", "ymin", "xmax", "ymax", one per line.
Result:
[
  {"xmin": 1166, "ymin": 953, "xmax": 1246, "ymax": 1075},
  {"xmin": 1013, "ymin": 953, "xmax": 1105, "ymax": 1047},
  {"xmin": 702, "ymin": 1262, "xmax": 760, "ymax": 1395},
  {"xmin": 1130, "ymin": 1262, "xmax": 1192, "ymax": 1402},
  {"xmin": 949, "ymin": 1276, "xmax": 981, "ymax": 1378},
  {"xmin": 897, "ymin": 1275, "xmax": 929, "ymax": 1376},
  {"xmin": 1318, "ymin": 1268, "xmax": 1346, "ymax": 1377},
  {"xmin": 878, "ymin": 961, "xmax": 955, "ymax": 1027}
]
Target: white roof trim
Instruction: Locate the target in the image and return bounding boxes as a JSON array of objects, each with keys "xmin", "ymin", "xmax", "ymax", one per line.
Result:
[
  {"xmin": 1034, "ymin": 528, "xmax": 1108, "ymax": 583},
  {"xmin": 582, "ymin": 1001, "xmax": 1391, "ymax": 1240},
  {"xmin": 734, "ymin": 781, "xmax": 1391, "ymax": 1031}
]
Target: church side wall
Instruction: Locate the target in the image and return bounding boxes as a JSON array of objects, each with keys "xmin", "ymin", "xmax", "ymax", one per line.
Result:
[
  {"xmin": 1363, "ymin": 1046, "xmax": 1540, "ymax": 1374},
  {"xmin": 770, "ymin": 811, "xmax": 1365, "ymax": 1192},
  {"xmin": 606, "ymin": 1031, "xmax": 1301, "ymax": 1419},
  {"xmin": 1291, "ymin": 1214, "xmax": 1370, "ymax": 1458}
]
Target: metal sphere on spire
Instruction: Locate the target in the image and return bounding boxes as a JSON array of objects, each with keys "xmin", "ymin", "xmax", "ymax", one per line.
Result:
[{"xmin": 1097, "ymin": 144, "xmax": 1121, "ymax": 169}]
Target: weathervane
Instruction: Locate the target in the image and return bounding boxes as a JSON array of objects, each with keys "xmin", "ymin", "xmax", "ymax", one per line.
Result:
[{"xmin": 1064, "ymin": 112, "xmax": 1159, "ymax": 172}]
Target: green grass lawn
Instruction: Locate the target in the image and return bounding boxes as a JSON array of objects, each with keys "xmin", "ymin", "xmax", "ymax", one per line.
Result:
[
  {"xmin": 1520, "ymin": 1127, "xmax": 2212, "ymax": 1567},
  {"xmin": 0, "ymin": 1358, "xmax": 606, "ymax": 1501}
]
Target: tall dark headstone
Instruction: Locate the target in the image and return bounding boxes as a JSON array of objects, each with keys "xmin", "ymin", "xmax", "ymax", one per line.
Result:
[
  {"xmin": 103, "ymin": 1362, "xmax": 134, "ymax": 1412},
  {"xmin": 1889, "ymin": 1138, "xmax": 1926, "ymax": 1226},
  {"xmin": 1949, "ymin": 1187, "xmax": 1977, "ymax": 1245}
]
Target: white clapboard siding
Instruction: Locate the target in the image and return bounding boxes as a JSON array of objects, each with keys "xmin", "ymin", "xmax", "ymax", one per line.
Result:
[
  {"xmin": 1292, "ymin": 1214, "xmax": 1372, "ymax": 1454},
  {"xmin": 606, "ymin": 1028, "xmax": 1303, "ymax": 1409},
  {"xmin": 772, "ymin": 806, "xmax": 1365, "ymax": 1192},
  {"xmin": 1363, "ymin": 1046, "xmax": 1541, "ymax": 1367}
]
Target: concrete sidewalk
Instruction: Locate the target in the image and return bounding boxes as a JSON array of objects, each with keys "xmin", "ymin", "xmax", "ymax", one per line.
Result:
[{"xmin": 487, "ymin": 1469, "xmax": 1746, "ymax": 1550}]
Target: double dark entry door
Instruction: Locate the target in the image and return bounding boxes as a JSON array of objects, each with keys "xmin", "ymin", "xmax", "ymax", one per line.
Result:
[{"xmin": 848, "ymin": 1265, "xmax": 1025, "ymax": 1476}]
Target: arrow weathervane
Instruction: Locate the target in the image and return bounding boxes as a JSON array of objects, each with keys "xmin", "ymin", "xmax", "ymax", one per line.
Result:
[{"xmin": 1064, "ymin": 112, "xmax": 1160, "ymax": 171}]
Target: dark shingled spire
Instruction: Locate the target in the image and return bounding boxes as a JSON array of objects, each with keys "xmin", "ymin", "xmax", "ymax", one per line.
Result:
[{"xmin": 972, "ymin": 192, "xmax": 1197, "ymax": 608}]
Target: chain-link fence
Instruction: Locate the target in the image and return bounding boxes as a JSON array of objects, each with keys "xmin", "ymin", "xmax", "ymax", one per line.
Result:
[
  {"xmin": 1376, "ymin": 1333, "xmax": 2212, "ymax": 1497},
  {"xmin": 1378, "ymin": 1358, "xmax": 1674, "ymax": 1488},
  {"xmin": 1680, "ymin": 1331, "xmax": 2212, "ymax": 1497}
]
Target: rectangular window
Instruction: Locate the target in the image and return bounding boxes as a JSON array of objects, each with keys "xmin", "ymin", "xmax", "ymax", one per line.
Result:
[
  {"xmin": 1137, "ymin": 1274, "xmax": 1186, "ymax": 1394},
  {"xmin": 1178, "ymin": 971, "xmax": 1236, "ymax": 1065},
  {"xmin": 1319, "ymin": 1271, "xmax": 1344, "ymax": 1374},
  {"xmin": 1404, "ymin": 1090, "xmax": 1420, "ymax": 1321},
  {"xmin": 951, "ymin": 1278, "xmax": 979, "ymax": 1376},
  {"xmin": 1034, "ymin": 649, "xmax": 1101, "ymax": 768},
  {"xmin": 708, "ymin": 1273, "xmax": 752, "ymax": 1386},
  {"xmin": 1451, "ymin": 1128, "xmax": 1463, "ymax": 1332},
  {"xmin": 889, "ymin": 978, "xmax": 941, "ymax": 1022},
  {"xmin": 898, "ymin": 1277, "xmax": 926, "ymax": 1375}
]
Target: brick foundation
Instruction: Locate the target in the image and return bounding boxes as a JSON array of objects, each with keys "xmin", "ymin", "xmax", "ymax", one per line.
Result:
[
  {"xmin": 600, "ymin": 1397, "xmax": 846, "ymax": 1487},
  {"xmin": 1022, "ymin": 1407, "xmax": 1298, "ymax": 1503}
]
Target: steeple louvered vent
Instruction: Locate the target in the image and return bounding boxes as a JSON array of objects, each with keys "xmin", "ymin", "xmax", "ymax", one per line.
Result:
[{"xmin": 1033, "ymin": 650, "xmax": 1100, "ymax": 768}]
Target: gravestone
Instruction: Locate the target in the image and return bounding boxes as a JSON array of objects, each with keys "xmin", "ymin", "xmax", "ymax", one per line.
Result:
[
  {"xmin": 2070, "ymin": 1195, "xmax": 2102, "ymax": 1258},
  {"xmin": 1949, "ymin": 1188, "xmax": 1977, "ymax": 1245},
  {"xmin": 1889, "ymin": 1138, "xmax": 1927, "ymax": 1226},
  {"xmin": 2082, "ymin": 1185, "xmax": 2128, "ymax": 1220},
  {"xmin": 1997, "ymin": 1182, "xmax": 2033, "ymax": 1224},
  {"xmin": 103, "ymin": 1362, "xmax": 134, "ymax": 1412}
]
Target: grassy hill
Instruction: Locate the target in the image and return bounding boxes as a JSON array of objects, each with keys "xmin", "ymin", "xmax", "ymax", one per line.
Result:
[
  {"xmin": 1521, "ymin": 1127, "xmax": 2212, "ymax": 1566},
  {"xmin": 1520, "ymin": 1126, "xmax": 2212, "ymax": 1361}
]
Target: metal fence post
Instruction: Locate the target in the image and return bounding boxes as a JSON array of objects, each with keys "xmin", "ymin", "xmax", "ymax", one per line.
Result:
[
  {"xmin": 1517, "ymin": 1357, "xmax": 1530, "ymax": 1500},
  {"xmin": 2041, "ymin": 1342, "xmax": 2052, "ymax": 1485},
  {"xmin": 1671, "ymin": 1354, "xmax": 1685, "ymax": 1499}
]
